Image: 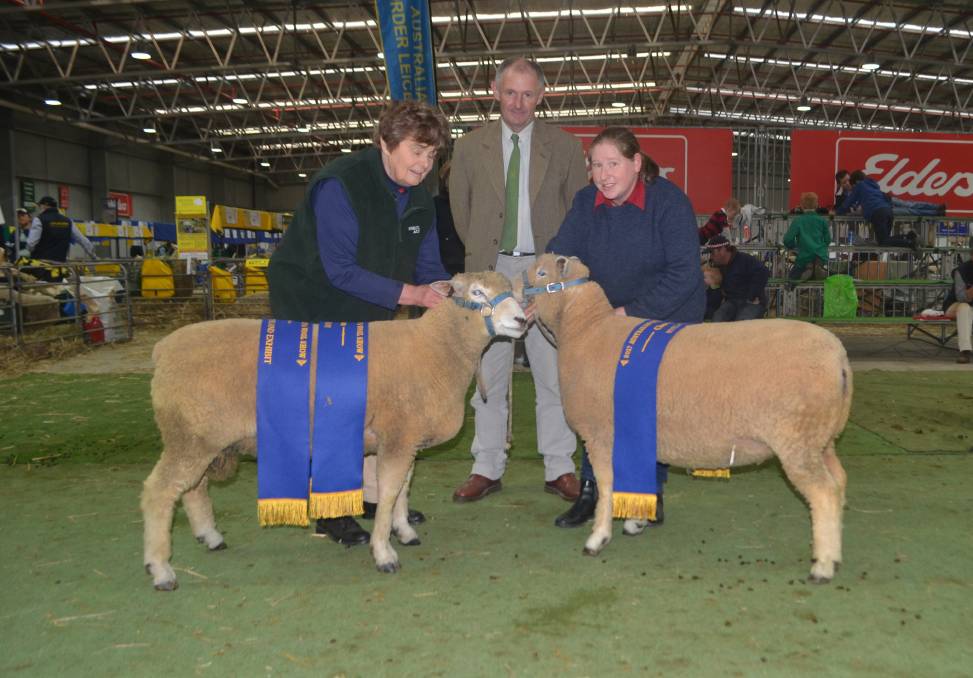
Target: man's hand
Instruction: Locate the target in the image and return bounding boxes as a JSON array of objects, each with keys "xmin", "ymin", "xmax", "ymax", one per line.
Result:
[
  {"xmin": 399, "ymin": 283, "xmax": 445, "ymax": 309},
  {"xmin": 523, "ymin": 301, "xmax": 537, "ymax": 323},
  {"xmin": 613, "ymin": 306, "xmax": 627, "ymax": 316}
]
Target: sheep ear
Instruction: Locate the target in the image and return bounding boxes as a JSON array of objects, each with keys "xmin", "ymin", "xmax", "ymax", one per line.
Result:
[
  {"xmin": 430, "ymin": 279, "xmax": 455, "ymax": 298},
  {"xmin": 555, "ymin": 255, "xmax": 571, "ymax": 277}
]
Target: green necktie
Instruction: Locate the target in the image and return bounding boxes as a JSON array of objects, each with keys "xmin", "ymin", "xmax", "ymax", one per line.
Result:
[{"xmin": 501, "ymin": 133, "xmax": 520, "ymax": 252}]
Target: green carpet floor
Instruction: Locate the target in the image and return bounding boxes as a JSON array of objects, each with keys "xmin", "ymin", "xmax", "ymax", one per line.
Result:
[{"xmin": 1, "ymin": 372, "xmax": 971, "ymax": 676}]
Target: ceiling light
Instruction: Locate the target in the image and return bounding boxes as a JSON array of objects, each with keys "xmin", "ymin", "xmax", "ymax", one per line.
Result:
[
  {"xmin": 611, "ymin": 102, "xmax": 627, "ymax": 108},
  {"xmin": 210, "ymin": 145, "xmax": 223, "ymax": 153},
  {"xmin": 43, "ymin": 94, "xmax": 62, "ymax": 106},
  {"xmin": 376, "ymin": 52, "xmax": 384, "ymax": 60},
  {"xmin": 341, "ymin": 148, "xmax": 352, "ymax": 154},
  {"xmin": 298, "ymin": 172, "xmax": 307, "ymax": 178},
  {"xmin": 861, "ymin": 62, "xmax": 880, "ymax": 71},
  {"xmin": 143, "ymin": 125, "xmax": 157, "ymax": 133},
  {"xmin": 731, "ymin": 151, "xmax": 738, "ymax": 157},
  {"xmin": 260, "ymin": 161, "xmax": 270, "ymax": 167},
  {"xmin": 232, "ymin": 97, "xmax": 248, "ymax": 105},
  {"xmin": 130, "ymin": 42, "xmax": 152, "ymax": 60},
  {"xmin": 796, "ymin": 96, "xmax": 812, "ymax": 112}
]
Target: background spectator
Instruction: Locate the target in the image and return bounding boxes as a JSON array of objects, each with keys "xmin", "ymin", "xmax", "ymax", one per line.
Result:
[
  {"xmin": 784, "ymin": 192, "xmax": 832, "ymax": 284},
  {"xmin": 836, "ymin": 171, "xmax": 918, "ymax": 250},
  {"xmin": 705, "ymin": 234, "xmax": 769, "ymax": 321},
  {"xmin": 702, "ymin": 263, "xmax": 723, "ymax": 320},
  {"xmin": 944, "ymin": 258, "xmax": 972, "ymax": 364},
  {"xmin": 698, "ymin": 197, "xmax": 740, "ymax": 244}
]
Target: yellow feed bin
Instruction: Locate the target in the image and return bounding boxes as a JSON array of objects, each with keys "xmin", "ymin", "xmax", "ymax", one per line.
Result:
[
  {"xmin": 140, "ymin": 258, "xmax": 175, "ymax": 299},
  {"xmin": 209, "ymin": 265, "xmax": 236, "ymax": 303},
  {"xmin": 244, "ymin": 258, "xmax": 269, "ymax": 295}
]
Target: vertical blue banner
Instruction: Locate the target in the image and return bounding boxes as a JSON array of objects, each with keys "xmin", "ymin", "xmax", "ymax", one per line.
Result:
[{"xmin": 376, "ymin": 0, "xmax": 437, "ymax": 105}]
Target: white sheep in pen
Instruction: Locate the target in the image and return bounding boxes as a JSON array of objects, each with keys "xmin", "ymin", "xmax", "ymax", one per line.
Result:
[
  {"xmin": 521, "ymin": 254, "xmax": 851, "ymax": 583},
  {"xmin": 142, "ymin": 272, "xmax": 527, "ymax": 590}
]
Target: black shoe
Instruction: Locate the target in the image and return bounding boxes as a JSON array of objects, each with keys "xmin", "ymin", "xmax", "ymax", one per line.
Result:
[
  {"xmin": 362, "ymin": 501, "xmax": 426, "ymax": 525},
  {"xmin": 554, "ymin": 479, "xmax": 597, "ymax": 528},
  {"xmin": 647, "ymin": 494, "xmax": 665, "ymax": 527},
  {"xmin": 315, "ymin": 516, "xmax": 370, "ymax": 546}
]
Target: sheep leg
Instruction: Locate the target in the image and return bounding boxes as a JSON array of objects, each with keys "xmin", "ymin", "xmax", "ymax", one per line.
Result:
[
  {"xmin": 777, "ymin": 445, "xmax": 844, "ymax": 583},
  {"xmin": 370, "ymin": 449, "xmax": 415, "ymax": 573},
  {"xmin": 182, "ymin": 476, "xmax": 226, "ymax": 551},
  {"xmin": 391, "ymin": 464, "xmax": 420, "ymax": 546},
  {"xmin": 822, "ymin": 441, "xmax": 847, "ymax": 509},
  {"xmin": 583, "ymin": 446, "xmax": 613, "ymax": 556},
  {"xmin": 141, "ymin": 448, "xmax": 215, "ymax": 591}
]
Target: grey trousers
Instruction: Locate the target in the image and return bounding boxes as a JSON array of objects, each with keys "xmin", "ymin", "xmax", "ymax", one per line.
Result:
[{"xmin": 469, "ymin": 254, "xmax": 578, "ymax": 481}]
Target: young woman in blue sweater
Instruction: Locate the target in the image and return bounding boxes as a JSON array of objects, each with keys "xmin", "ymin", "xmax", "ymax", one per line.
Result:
[{"xmin": 546, "ymin": 126, "xmax": 705, "ymax": 528}]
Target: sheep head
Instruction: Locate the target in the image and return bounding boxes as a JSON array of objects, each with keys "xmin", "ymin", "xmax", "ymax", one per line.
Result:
[
  {"xmin": 437, "ymin": 271, "xmax": 528, "ymax": 339},
  {"xmin": 520, "ymin": 254, "xmax": 591, "ymax": 339}
]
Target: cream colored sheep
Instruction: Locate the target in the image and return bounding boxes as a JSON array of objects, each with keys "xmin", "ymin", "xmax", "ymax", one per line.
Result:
[
  {"xmin": 522, "ymin": 254, "xmax": 851, "ymax": 583},
  {"xmin": 142, "ymin": 272, "xmax": 527, "ymax": 590}
]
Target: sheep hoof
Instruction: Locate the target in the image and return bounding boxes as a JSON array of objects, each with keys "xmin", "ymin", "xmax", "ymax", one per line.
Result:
[
  {"xmin": 623, "ymin": 519, "xmax": 648, "ymax": 536},
  {"xmin": 209, "ymin": 541, "xmax": 227, "ymax": 551},
  {"xmin": 400, "ymin": 537, "xmax": 421, "ymax": 547},
  {"xmin": 154, "ymin": 579, "xmax": 179, "ymax": 592},
  {"xmin": 376, "ymin": 561, "xmax": 400, "ymax": 574},
  {"xmin": 808, "ymin": 559, "xmax": 836, "ymax": 584},
  {"xmin": 807, "ymin": 573, "xmax": 832, "ymax": 585}
]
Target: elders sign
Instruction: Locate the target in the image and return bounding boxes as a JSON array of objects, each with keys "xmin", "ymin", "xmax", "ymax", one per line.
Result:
[{"xmin": 790, "ymin": 130, "xmax": 973, "ymax": 214}]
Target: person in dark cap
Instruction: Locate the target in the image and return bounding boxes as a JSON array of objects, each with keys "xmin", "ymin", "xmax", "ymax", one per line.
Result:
[
  {"xmin": 705, "ymin": 235, "xmax": 769, "ymax": 321},
  {"xmin": 26, "ymin": 196, "xmax": 97, "ymax": 279}
]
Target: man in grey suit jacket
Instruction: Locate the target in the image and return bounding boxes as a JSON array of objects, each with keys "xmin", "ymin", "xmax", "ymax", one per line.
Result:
[{"xmin": 449, "ymin": 57, "xmax": 589, "ymax": 503}]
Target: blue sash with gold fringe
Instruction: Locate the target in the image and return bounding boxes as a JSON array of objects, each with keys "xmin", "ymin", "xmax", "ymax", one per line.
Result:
[
  {"xmin": 257, "ymin": 319, "xmax": 313, "ymax": 526},
  {"xmin": 256, "ymin": 320, "xmax": 368, "ymax": 526},
  {"xmin": 612, "ymin": 319, "xmax": 688, "ymax": 520},
  {"xmin": 310, "ymin": 322, "xmax": 368, "ymax": 519}
]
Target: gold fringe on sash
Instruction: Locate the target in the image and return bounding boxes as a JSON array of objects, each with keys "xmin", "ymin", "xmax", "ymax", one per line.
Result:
[
  {"xmin": 258, "ymin": 499, "xmax": 310, "ymax": 527},
  {"xmin": 690, "ymin": 468, "xmax": 732, "ymax": 479},
  {"xmin": 309, "ymin": 488, "xmax": 364, "ymax": 519},
  {"xmin": 612, "ymin": 491, "xmax": 657, "ymax": 520}
]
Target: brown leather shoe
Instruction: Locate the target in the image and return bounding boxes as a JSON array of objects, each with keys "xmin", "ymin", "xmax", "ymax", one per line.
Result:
[
  {"xmin": 958, "ymin": 350, "xmax": 971, "ymax": 364},
  {"xmin": 544, "ymin": 472, "xmax": 581, "ymax": 501},
  {"xmin": 453, "ymin": 474, "xmax": 502, "ymax": 503}
]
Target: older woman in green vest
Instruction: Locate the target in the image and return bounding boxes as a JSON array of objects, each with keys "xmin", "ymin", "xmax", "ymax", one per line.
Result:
[{"xmin": 267, "ymin": 100, "xmax": 451, "ymax": 547}]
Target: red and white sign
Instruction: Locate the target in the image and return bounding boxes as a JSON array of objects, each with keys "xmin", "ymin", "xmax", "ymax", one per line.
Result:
[
  {"xmin": 58, "ymin": 184, "xmax": 70, "ymax": 211},
  {"xmin": 563, "ymin": 127, "xmax": 733, "ymax": 214},
  {"xmin": 108, "ymin": 191, "xmax": 133, "ymax": 218},
  {"xmin": 790, "ymin": 130, "xmax": 973, "ymax": 214}
]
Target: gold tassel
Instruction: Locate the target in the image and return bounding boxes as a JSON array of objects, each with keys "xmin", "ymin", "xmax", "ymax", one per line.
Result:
[
  {"xmin": 612, "ymin": 492, "xmax": 657, "ymax": 520},
  {"xmin": 258, "ymin": 499, "xmax": 310, "ymax": 527},
  {"xmin": 309, "ymin": 489, "xmax": 364, "ymax": 519},
  {"xmin": 690, "ymin": 468, "xmax": 732, "ymax": 479}
]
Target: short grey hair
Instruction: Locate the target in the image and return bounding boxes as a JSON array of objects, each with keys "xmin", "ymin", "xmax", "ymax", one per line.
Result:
[{"xmin": 494, "ymin": 57, "xmax": 545, "ymax": 88}]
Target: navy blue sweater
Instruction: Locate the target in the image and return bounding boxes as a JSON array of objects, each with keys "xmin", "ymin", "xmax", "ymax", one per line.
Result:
[
  {"xmin": 547, "ymin": 178, "xmax": 705, "ymax": 323},
  {"xmin": 717, "ymin": 250, "xmax": 770, "ymax": 304}
]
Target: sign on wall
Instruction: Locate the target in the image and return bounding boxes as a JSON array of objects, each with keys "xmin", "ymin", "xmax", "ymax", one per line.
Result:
[
  {"xmin": 108, "ymin": 191, "xmax": 133, "ymax": 218},
  {"xmin": 377, "ymin": 0, "xmax": 437, "ymax": 104},
  {"xmin": 562, "ymin": 127, "xmax": 733, "ymax": 214},
  {"xmin": 58, "ymin": 184, "xmax": 70, "ymax": 211},
  {"xmin": 20, "ymin": 179, "xmax": 35, "ymax": 206},
  {"xmin": 790, "ymin": 130, "xmax": 973, "ymax": 214},
  {"xmin": 174, "ymin": 195, "xmax": 210, "ymax": 260}
]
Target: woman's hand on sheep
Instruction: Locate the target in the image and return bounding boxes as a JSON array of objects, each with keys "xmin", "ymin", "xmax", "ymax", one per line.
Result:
[
  {"xmin": 613, "ymin": 306, "xmax": 627, "ymax": 316},
  {"xmin": 398, "ymin": 283, "xmax": 446, "ymax": 309}
]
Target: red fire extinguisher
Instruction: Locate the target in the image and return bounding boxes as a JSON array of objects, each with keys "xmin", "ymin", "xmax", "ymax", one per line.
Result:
[{"xmin": 83, "ymin": 314, "xmax": 105, "ymax": 345}]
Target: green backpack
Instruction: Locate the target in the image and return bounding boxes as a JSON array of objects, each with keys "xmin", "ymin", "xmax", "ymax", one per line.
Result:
[{"xmin": 823, "ymin": 274, "xmax": 858, "ymax": 319}]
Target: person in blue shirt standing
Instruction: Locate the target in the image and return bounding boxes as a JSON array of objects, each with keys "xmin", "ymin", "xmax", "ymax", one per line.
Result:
[
  {"xmin": 267, "ymin": 100, "xmax": 451, "ymax": 547},
  {"xmin": 546, "ymin": 126, "xmax": 705, "ymax": 528},
  {"xmin": 836, "ymin": 170, "xmax": 919, "ymax": 250}
]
